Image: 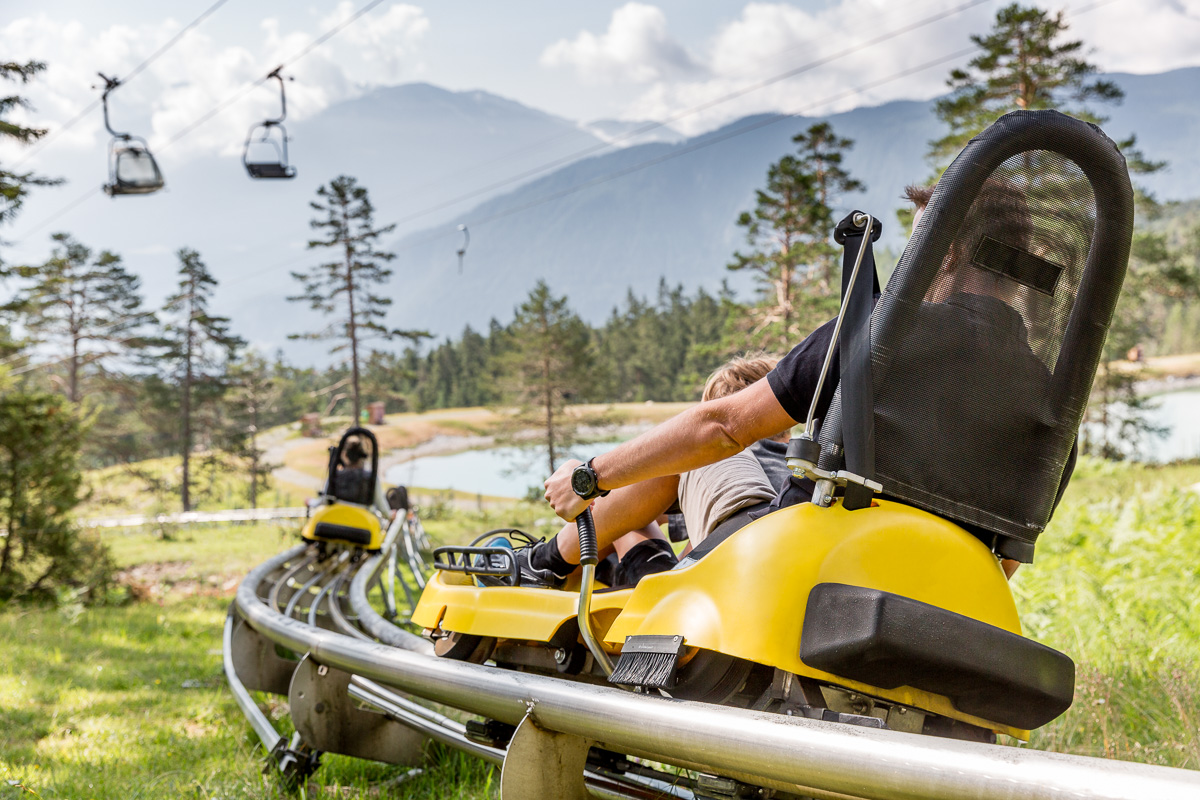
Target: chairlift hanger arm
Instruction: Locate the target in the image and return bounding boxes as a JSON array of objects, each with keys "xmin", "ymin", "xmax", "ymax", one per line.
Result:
[
  {"xmin": 96, "ymin": 73, "xmax": 126, "ymax": 138},
  {"xmin": 263, "ymin": 65, "xmax": 289, "ymax": 125}
]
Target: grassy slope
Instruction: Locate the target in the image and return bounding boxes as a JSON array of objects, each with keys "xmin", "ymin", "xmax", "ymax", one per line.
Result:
[{"xmin": 3, "ymin": 460, "xmax": 1199, "ymax": 797}]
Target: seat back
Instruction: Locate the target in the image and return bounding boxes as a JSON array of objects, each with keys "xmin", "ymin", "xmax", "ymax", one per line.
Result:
[
  {"xmin": 323, "ymin": 426, "xmax": 380, "ymax": 507},
  {"xmin": 113, "ymin": 146, "xmax": 163, "ymax": 193},
  {"xmin": 819, "ymin": 110, "xmax": 1133, "ymax": 560}
]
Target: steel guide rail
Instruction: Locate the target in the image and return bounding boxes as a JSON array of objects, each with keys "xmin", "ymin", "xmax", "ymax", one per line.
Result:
[{"xmin": 227, "ymin": 546, "xmax": 1200, "ymax": 800}]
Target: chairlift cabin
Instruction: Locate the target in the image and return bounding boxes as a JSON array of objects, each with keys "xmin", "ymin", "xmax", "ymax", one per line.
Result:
[
  {"xmin": 98, "ymin": 74, "xmax": 164, "ymax": 197},
  {"xmin": 243, "ymin": 67, "xmax": 296, "ymax": 179},
  {"xmin": 455, "ymin": 224, "xmax": 469, "ymax": 272}
]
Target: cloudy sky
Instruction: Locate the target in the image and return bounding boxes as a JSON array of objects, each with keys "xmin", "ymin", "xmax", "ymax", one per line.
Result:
[{"xmin": 3, "ymin": 0, "xmax": 1199, "ymax": 170}]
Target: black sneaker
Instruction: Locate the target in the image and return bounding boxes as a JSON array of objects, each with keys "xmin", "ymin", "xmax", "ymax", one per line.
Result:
[{"xmin": 475, "ymin": 534, "xmax": 567, "ymax": 589}]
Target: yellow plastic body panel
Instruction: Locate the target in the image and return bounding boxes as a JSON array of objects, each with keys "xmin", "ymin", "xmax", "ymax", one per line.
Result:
[
  {"xmin": 413, "ymin": 571, "xmax": 632, "ymax": 652},
  {"xmin": 604, "ymin": 499, "xmax": 1027, "ymax": 739},
  {"xmin": 300, "ymin": 501, "xmax": 384, "ymax": 550},
  {"xmin": 414, "ymin": 499, "xmax": 1031, "ymax": 739}
]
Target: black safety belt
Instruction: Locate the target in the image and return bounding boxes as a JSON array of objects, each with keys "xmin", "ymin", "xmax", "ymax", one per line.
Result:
[{"xmin": 834, "ymin": 212, "xmax": 882, "ymax": 511}]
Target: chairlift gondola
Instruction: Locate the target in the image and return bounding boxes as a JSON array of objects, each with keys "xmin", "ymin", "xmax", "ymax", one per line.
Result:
[
  {"xmin": 455, "ymin": 224, "xmax": 469, "ymax": 273},
  {"xmin": 243, "ymin": 67, "xmax": 296, "ymax": 179},
  {"xmin": 98, "ymin": 73, "xmax": 165, "ymax": 197}
]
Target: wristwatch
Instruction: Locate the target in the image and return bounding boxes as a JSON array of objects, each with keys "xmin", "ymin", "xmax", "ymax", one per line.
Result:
[{"xmin": 570, "ymin": 457, "xmax": 609, "ymax": 501}]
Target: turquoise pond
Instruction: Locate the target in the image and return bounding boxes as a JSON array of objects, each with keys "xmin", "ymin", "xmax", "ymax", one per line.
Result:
[{"xmin": 384, "ymin": 390, "xmax": 1200, "ymax": 497}]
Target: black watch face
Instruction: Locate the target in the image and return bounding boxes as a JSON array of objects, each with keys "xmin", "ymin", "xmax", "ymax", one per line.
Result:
[{"xmin": 571, "ymin": 466, "xmax": 595, "ymax": 497}]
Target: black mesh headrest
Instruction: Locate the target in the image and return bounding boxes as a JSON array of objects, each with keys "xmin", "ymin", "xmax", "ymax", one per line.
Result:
[{"xmin": 820, "ymin": 110, "xmax": 1134, "ymax": 560}]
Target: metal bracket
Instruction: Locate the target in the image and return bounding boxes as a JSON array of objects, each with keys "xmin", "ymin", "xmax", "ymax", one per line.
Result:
[
  {"xmin": 500, "ymin": 712, "xmax": 593, "ymax": 800},
  {"xmin": 288, "ymin": 655, "xmax": 425, "ymax": 765},
  {"xmin": 230, "ymin": 617, "xmax": 297, "ymax": 696},
  {"xmin": 786, "ymin": 453, "xmax": 882, "ymax": 508}
]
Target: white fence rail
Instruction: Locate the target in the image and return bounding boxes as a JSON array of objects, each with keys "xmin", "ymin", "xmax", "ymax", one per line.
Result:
[{"xmin": 83, "ymin": 507, "xmax": 307, "ymax": 529}]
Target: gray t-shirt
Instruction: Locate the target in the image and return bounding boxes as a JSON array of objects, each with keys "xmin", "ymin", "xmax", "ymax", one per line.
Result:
[{"xmin": 677, "ymin": 449, "xmax": 776, "ymax": 546}]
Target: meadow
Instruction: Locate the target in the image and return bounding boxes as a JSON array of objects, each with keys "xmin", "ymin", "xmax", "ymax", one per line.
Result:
[{"xmin": 1, "ymin": 457, "xmax": 1198, "ymax": 798}]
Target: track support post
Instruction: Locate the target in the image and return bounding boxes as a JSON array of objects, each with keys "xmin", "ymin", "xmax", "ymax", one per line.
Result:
[
  {"xmin": 230, "ymin": 614, "xmax": 297, "ymax": 696},
  {"xmin": 288, "ymin": 655, "xmax": 425, "ymax": 765},
  {"xmin": 500, "ymin": 712, "xmax": 592, "ymax": 800}
]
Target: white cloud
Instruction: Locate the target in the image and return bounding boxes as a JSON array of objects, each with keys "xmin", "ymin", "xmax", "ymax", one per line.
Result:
[
  {"xmin": 0, "ymin": 4, "xmax": 430, "ymax": 166},
  {"xmin": 548, "ymin": 0, "xmax": 1200, "ymax": 137},
  {"xmin": 541, "ymin": 3, "xmax": 702, "ymax": 84}
]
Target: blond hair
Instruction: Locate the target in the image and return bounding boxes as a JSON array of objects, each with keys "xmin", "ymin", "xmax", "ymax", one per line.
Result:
[{"xmin": 702, "ymin": 352, "xmax": 778, "ymax": 401}]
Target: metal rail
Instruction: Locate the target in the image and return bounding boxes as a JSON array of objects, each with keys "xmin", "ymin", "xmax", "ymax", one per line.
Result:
[
  {"xmin": 232, "ymin": 547, "xmax": 1200, "ymax": 800},
  {"xmin": 85, "ymin": 506, "xmax": 307, "ymax": 529}
]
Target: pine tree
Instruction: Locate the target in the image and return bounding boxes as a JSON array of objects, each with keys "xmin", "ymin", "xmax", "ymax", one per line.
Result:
[
  {"xmin": 222, "ymin": 351, "xmax": 278, "ymax": 509},
  {"xmin": 289, "ymin": 175, "xmax": 428, "ymax": 423},
  {"xmin": 0, "ymin": 391, "xmax": 112, "ymax": 601},
  {"xmin": 929, "ymin": 4, "xmax": 1122, "ymax": 170},
  {"xmin": 3, "ymin": 233, "xmax": 153, "ymax": 402},
  {"xmin": 501, "ymin": 281, "xmax": 592, "ymax": 476},
  {"xmin": 728, "ymin": 122, "xmax": 861, "ymax": 350},
  {"xmin": 0, "ymin": 60, "xmax": 62, "ymax": 237},
  {"xmin": 160, "ymin": 248, "xmax": 243, "ymax": 511}
]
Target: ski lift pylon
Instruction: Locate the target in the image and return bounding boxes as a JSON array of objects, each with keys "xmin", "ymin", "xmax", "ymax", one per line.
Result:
[
  {"xmin": 456, "ymin": 224, "xmax": 469, "ymax": 273},
  {"xmin": 97, "ymin": 73, "xmax": 165, "ymax": 197},
  {"xmin": 243, "ymin": 67, "xmax": 296, "ymax": 180}
]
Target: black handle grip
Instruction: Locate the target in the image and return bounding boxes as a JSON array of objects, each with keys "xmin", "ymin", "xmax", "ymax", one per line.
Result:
[{"xmin": 576, "ymin": 507, "xmax": 598, "ymax": 566}]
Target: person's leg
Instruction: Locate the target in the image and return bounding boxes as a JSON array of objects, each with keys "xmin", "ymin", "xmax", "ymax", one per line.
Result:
[
  {"xmin": 550, "ymin": 476, "xmax": 679, "ymax": 566},
  {"xmin": 612, "ymin": 521, "xmax": 677, "ymax": 587},
  {"xmin": 611, "ymin": 522, "xmax": 669, "ymax": 559},
  {"xmin": 487, "ymin": 477, "xmax": 680, "ymax": 589}
]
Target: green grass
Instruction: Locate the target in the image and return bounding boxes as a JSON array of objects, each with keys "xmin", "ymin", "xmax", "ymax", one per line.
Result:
[
  {"xmin": 2, "ymin": 460, "xmax": 1198, "ymax": 798},
  {"xmin": 1020, "ymin": 457, "xmax": 1200, "ymax": 766},
  {"xmin": 0, "ymin": 523, "xmax": 500, "ymax": 799}
]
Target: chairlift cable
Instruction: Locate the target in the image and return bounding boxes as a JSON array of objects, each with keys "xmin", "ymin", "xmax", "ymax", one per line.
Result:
[
  {"xmin": 377, "ymin": 0, "xmax": 995, "ymax": 228},
  {"xmin": 15, "ymin": 0, "xmax": 388, "ymax": 236},
  {"xmin": 378, "ymin": 0, "xmax": 1123, "ymax": 255},
  {"xmin": 390, "ymin": 47, "xmax": 983, "ymax": 256},
  {"xmin": 17, "ymin": 185, "xmax": 105, "ymax": 240},
  {"xmin": 8, "ymin": 0, "xmax": 233, "ymax": 171},
  {"xmin": 221, "ymin": 43, "xmax": 984, "ymax": 288},
  {"xmin": 158, "ymin": 0, "xmax": 388, "ymax": 154},
  {"xmin": 380, "ymin": 0, "xmax": 991, "ymax": 213}
]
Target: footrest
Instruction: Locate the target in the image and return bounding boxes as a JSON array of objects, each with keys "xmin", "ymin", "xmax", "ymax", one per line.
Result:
[
  {"xmin": 433, "ymin": 545, "xmax": 518, "ymax": 583},
  {"xmin": 800, "ymin": 583, "xmax": 1075, "ymax": 731}
]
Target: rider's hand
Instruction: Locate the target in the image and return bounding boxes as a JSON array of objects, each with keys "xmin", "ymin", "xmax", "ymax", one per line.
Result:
[{"xmin": 544, "ymin": 459, "xmax": 588, "ymax": 521}]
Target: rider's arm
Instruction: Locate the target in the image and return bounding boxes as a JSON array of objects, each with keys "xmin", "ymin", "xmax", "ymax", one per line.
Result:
[
  {"xmin": 545, "ymin": 378, "xmax": 797, "ymax": 521},
  {"xmin": 553, "ymin": 475, "xmax": 680, "ymax": 563}
]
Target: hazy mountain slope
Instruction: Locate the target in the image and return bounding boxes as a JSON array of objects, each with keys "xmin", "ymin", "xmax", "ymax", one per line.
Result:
[{"xmin": 383, "ymin": 67, "xmax": 1200, "ymax": 340}]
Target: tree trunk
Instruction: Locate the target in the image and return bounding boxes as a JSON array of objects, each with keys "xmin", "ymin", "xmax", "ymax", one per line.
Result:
[
  {"xmin": 69, "ymin": 332, "xmax": 80, "ymax": 404},
  {"xmin": 249, "ymin": 402, "xmax": 259, "ymax": 509},
  {"xmin": 343, "ymin": 210, "xmax": 362, "ymax": 424},
  {"xmin": 0, "ymin": 455, "xmax": 18, "ymax": 579},
  {"xmin": 181, "ymin": 282, "xmax": 195, "ymax": 512}
]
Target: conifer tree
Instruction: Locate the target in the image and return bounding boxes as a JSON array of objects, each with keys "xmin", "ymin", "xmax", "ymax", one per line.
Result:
[
  {"xmin": 929, "ymin": 4, "xmax": 1123, "ymax": 170},
  {"xmin": 3, "ymin": 233, "xmax": 153, "ymax": 402},
  {"xmin": 222, "ymin": 351, "xmax": 278, "ymax": 509},
  {"xmin": 0, "ymin": 60, "xmax": 62, "ymax": 237},
  {"xmin": 728, "ymin": 122, "xmax": 862, "ymax": 350},
  {"xmin": 0, "ymin": 391, "xmax": 111, "ymax": 601},
  {"xmin": 160, "ymin": 248, "xmax": 243, "ymax": 511},
  {"xmin": 289, "ymin": 175, "xmax": 428, "ymax": 423},
  {"xmin": 926, "ymin": 5, "xmax": 1185, "ymax": 461},
  {"xmin": 502, "ymin": 281, "xmax": 592, "ymax": 476}
]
